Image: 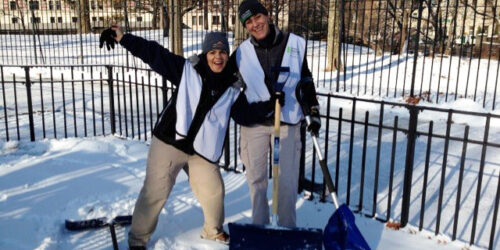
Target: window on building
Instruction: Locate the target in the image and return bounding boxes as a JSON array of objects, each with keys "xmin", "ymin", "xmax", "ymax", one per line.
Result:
[
  {"xmin": 10, "ymin": 1, "xmax": 16, "ymax": 10},
  {"xmin": 72, "ymin": 17, "xmax": 78, "ymax": 23},
  {"xmin": 58, "ymin": 17, "xmax": 63, "ymax": 23},
  {"xmin": 99, "ymin": 17, "xmax": 104, "ymax": 22},
  {"xmin": 231, "ymin": 15, "xmax": 235, "ymax": 25},
  {"xmin": 29, "ymin": 1, "xmax": 40, "ymax": 10},
  {"xmin": 98, "ymin": 2, "xmax": 103, "ymax": 9},
  {"xmin": 91, "ymin": 1, "xmax": 96, "ymax": 10},
  {"xmin": 12, "ymin": 17, "xmax": 18, "ymax": 24},
  {"xmin": 50, "ymin": 17, "xmax": 56, "ymax": 23},
  {"xmin": 114, "ymin": 2, "xmax": 122, "ymax": 10},
  {"xmin": 212, "ymin": 16, "xmax": 220, "ymax": 25},
  {"xmin": 48, "ymin": 1, "xmax": 54, "ymax": 10},
  {"xmin": 137, "ymin": 16, "xmax": 143, "ymax": 22},
  {"xmin": 56, "ymin": 1, "xmax": 61, "ymax": 10},
  {"xmin": 31, "ymin": 17, "xmax": 41, "ymax": 23},
  {"xmin": 192, "ymin": 16, "xmax": 197, "ymax": 26},
  {"xmin": 92, "ymin": 17, "xmax": 97, "ymax": 22},
  {"xmin": 482, "ymin": 25, "xmax": 489, "ymax": 35},
  {"xmin": 199, "ymin": 16, "xmax": 203, "ymax": 26}
]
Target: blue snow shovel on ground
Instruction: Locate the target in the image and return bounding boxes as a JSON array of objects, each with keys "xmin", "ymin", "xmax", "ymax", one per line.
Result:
[
  {"xmin": 297, "ymin": 83, "xmax": 370, "ymax": 250},
  {"xmin": 307, "ymin": 128, "xmax": 370, "ymax": 250},
  {"xmin": 229, "ymin": 67, "xmax": 323, "ymax": 249}
]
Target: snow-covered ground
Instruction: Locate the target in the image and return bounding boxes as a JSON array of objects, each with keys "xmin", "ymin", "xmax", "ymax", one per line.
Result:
[
  {"xmin": 0, "ymin": 137, "xmax": 483, "ymax": 250},
  {"xmin": 1, "ymin": 29, "xmax": 499, "ymax": 249}
]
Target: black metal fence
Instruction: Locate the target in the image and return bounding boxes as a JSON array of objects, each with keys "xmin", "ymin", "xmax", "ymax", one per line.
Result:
[
  {"xmin": 307, "ymin": 93, "xmax": 500, "ymax": 249},
  {"xmin": 1, "ymin": 1, "xmax": 499, "ymax": 109},
  {"xmin": 0, "ymin": 64, "xmax": 166, "ymax": 141},
  {"xmin": 0, "ymin": 64, "xmax": 498, "ymax": 249}
]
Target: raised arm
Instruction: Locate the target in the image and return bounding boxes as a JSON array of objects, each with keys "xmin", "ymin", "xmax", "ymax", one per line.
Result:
[{"xmin": 101, "ymin": 26, "xmax": 186, "ymax": 86}]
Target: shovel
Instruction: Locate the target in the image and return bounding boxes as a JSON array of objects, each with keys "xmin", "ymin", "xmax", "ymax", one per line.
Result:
[
  {"xmin": 65, "ymin": 215, "xmax": 132, "ymax": 250},
  {"xmin": 294, "ymin": 78, "xmax": 370, "ymax": 249},
  {"xmin": 306, "ymin": 123, "xmax": 370, "ymax": 250},
  {"xmin": 300, "ymin": 101, "xmax": 370, "ymax": 250},
  {"xmin": 229, "ymin": 67, "xmax": 323, "ymax": 249}
]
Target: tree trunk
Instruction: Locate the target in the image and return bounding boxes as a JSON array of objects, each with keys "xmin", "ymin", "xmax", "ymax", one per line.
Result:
[
  {"xmin": 162, "ymin": 1, "xmax": 169, "ymax": 37},
  {"xmin": 169, "ymin": 0, "xmax": 183, "ymax": 55},
  {"xmin": 221, "ymin": 0, "xmax": 228, "ymax": 32},
  {"xmin": 326, "ymin": 0, "xmax": 343, "ymax": 71},
  {"xmin": 203, "ymin": 0, "xmax": 209, "ymax": 30},
  {"xmin": 445, "ymin": 0, "xmax": 458, "ymax": 55},
  {"xmin": 273, "ymin": 0, "xmax": 279, "ymax": 26},
  {"xmin": 399, "ymin": 9, "xmax": 409, "ymax": 54},
  {"xmin": 233, "ymin": 0, "xmax": 248, "ymax": 48},
  {"xmin": 152, "ymin": 0, "xmax": 160, "ymax": 29},
  {"xmin": 79, "ymin": 0, "xmax": 91, "ymax": 33},
  {"xmin": 15, "ymin": 1, "xmax": 27, "ymax": 32}
]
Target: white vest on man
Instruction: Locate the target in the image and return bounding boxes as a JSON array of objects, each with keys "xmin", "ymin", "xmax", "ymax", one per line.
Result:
[
  {"xmin": 236, "ymin": 33, "xmax": 306, "ymax": 124},
  {"xmin": 175, "ymin": 61, "xmax": 241, "ymax": 162}
]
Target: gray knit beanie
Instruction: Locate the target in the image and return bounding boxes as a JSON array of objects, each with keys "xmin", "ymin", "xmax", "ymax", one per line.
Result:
[{"xmin": 202, "ymin": 32, "xmax": 229, "ymax": 54}]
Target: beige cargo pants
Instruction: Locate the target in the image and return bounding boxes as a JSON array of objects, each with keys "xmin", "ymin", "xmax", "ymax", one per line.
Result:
[
  {"xmin": 128, "ymin": 136, "xmax": 225, "ymax": 247},
  {"xmin": 239, "ymin": 123, "xmax": 302, "ymax": 228}
]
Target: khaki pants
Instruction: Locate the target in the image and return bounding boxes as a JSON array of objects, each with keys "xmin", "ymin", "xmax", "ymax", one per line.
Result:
[
  {"xmin": 239, "ymin": 124, "xmax": 302, "ymax": 228},
  {"xmin": 128, "ymin": 136, "xmax": 225, "ymax": 247}
]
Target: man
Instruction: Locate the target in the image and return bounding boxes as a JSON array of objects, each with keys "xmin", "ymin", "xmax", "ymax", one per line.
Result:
[{"xmin": 231, "ymin": 0, "xmax": 321, "ymax": 228}]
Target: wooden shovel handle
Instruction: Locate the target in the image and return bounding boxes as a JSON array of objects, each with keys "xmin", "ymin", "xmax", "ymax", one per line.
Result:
[{"xmin": 272, "ymin": 98, "xmax": 281, "ymax": 220}]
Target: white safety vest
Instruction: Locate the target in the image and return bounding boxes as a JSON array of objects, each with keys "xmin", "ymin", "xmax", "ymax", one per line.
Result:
[
  {"xmin": 236, "ymin": 33, "xmax": 306, "ymax": 124},
  {"xmin": 175, "ymin": 61, "xmax": 241, "ymax": 162}
]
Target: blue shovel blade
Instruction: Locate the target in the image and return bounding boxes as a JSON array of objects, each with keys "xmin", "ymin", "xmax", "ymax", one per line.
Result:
[{"xmin": 323, "ymin": 204, "xmax": 371, "ymax": 250}]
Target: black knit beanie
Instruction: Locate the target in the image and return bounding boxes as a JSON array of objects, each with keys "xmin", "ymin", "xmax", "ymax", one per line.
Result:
[
  {"xmin": 238, "ymin": 0, "xmax": 268, "ymax": 24},
  {"xmin": 202, "ymin": 32, "xmax": 229, "ymax": 54}
]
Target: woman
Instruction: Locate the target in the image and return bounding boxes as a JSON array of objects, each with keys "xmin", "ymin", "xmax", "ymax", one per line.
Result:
[{"xmin": 100, "ymin": 26, "xmax": 242, "ymax": 249}]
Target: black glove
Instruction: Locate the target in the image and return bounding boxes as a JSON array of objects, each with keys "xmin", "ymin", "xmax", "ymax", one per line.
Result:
[
  {"xmin": 296, "ymin": 77, "xmax": 318, "ymax": 108},
  {"xmin": 307, "ymin": 106, "xmax": 321, "ymax": 136},
  {"xmin": 99, "ymin": 28, "xmax": 117, "ymax": 51},
  {"xmin": 232, "ymin": 72, "xmax": 246, "ymax": 91},
  {"xmin": 272, "ymin": 91, "xmax": 285, "ymax": 107}
]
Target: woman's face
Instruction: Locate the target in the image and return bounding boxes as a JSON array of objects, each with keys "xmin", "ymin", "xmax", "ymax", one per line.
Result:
[{"xmin": 206, "ymin": 49, "xmax": 228, "ymax": 73}]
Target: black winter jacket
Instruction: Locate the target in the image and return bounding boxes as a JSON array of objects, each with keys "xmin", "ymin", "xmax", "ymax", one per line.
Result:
[
  {"xmin": 230, "ymin": 24, "xmax": 320, "ymax": 126},
  {"xmin": 120, "ymin": 34, "xmax": 239, "ymax": 155}
]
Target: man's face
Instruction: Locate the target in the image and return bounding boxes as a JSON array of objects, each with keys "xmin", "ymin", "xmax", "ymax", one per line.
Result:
[
  {"xmin": 206, "ymin": 49, "xmax": 229, "ymax": 73},
  {"xmin": 244, "ymin": 13, "xmax": 270, "ymax": 41}
]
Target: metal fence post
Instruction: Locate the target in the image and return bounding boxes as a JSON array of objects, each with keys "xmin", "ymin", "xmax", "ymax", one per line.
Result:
[
  {"xmin": 161, "ymin": 77, "xmax": 168, "ymax": 109},
  {"xmin": 24, "ymin": 67, "xmax": 35, "ymax": 141},
  {"xmin": 224, "ymin": 129, "xmax": 230, "ymax": 169},
  {"xmin": 401, "ymin": 105, "xmax": 420, "ymax": 226},
  {"xmin": 298, "ymin": 122, "xmax": 306, "ymax": 193},
  {"xmin": 107, "ymin": 66, "xmax": 116, "ymax": 135}
]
